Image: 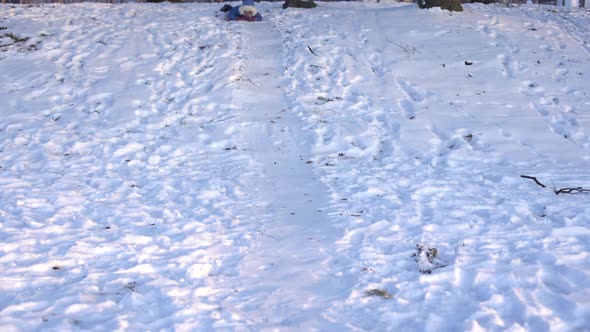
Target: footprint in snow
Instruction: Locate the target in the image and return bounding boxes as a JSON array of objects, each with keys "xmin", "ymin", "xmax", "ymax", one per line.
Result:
[
  {"xmin": 369, "ymin": 53, "xmax": 385, "ymax": 78},
  {"xmin": 554, "ymin": 67, "xmax": 569, "ymax": 82},
  {"xmin": 497, "ymin": 53, "xmax": 515, "ymax": 78},
  {"xmin": 397, "ymin": 99, "xmax": 416, "ymax": 120},
  {"xmin": 519, "ymin": 81, "xmax": 544, "ymax": 96},
  {"xmin": 395, "ymin": 78, "xmax": 425, "ymax": 103},
  {"xmin": 530, "ymin": 102, "xmax": 588, "ymax": 147}
]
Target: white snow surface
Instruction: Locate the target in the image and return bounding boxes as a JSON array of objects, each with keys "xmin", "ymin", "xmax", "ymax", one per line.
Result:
[{"xmin": 1, "ymin": 1, "xmax": 590, "ymax": 331}]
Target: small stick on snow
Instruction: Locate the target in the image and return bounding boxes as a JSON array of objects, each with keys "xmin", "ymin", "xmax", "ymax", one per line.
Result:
[
  {"xmin": 307, "ymin": 45, "xmax": 318, "ymax": 56},
  {"xmin": 521, "ymin": 175, "xmax": 546, "ymax": 188}
]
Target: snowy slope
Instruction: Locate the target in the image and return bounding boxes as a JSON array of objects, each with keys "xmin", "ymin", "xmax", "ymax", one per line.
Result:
[
  {"xmin": 271, "ymin": 3, "xmax": 590, "ymax": 330},
  {"xmin": 1, "ymin": 1, "xmax": 589, "ymax": 331}
]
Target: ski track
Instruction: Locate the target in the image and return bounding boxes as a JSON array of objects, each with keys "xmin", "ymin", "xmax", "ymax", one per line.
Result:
[{"xmin": 212, "ymin": 18, "xmax": 353, "ymax": 330}]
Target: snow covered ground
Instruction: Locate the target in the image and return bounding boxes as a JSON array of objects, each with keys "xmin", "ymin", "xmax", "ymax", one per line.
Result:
[{"xmin": 1, "ymin": 1, "xmax": 589, "ymax": 331}]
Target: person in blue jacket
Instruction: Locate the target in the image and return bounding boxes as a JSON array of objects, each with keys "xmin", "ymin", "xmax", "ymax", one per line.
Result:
[{"xmin": 225, "ymin": 0, "xmax": 262, "ymax": 22}]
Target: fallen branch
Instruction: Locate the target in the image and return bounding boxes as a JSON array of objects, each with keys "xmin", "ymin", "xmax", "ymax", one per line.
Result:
[
  {"xmin": 521, "ymin": 174, "xmax": 590, "ymax": 195},
  {"xmin": 184, "ymin": 39, "xmax": 194, "ymax": 48}
]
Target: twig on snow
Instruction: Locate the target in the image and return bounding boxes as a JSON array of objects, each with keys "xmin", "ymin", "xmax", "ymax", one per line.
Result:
[
  {"xmin": 554, "ymin": 187, "xmax": 590, "ymax": 195},
  {"xmin": 520, "ymin": 175, "xmax": 546, "ymax": 188},
  {"xmin": 384, "ymin": 35, "xmax": 419, "ymax": 56},
  {"xmin": 521, "ymin": 174, "xmax": 590, "ymax": 195},
  {"xmin": 307, "ymin": 45, "xmax": 318, "ymax": 56}
]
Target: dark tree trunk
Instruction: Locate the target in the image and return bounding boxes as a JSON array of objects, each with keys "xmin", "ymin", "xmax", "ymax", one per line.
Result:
[
  {"xmin": 283, "ymin": 0, "xmax": 317, "ymax": 9},
  {"xmin": 418, "ymin": 0, "xmax": 463, "ymax": 11}
]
